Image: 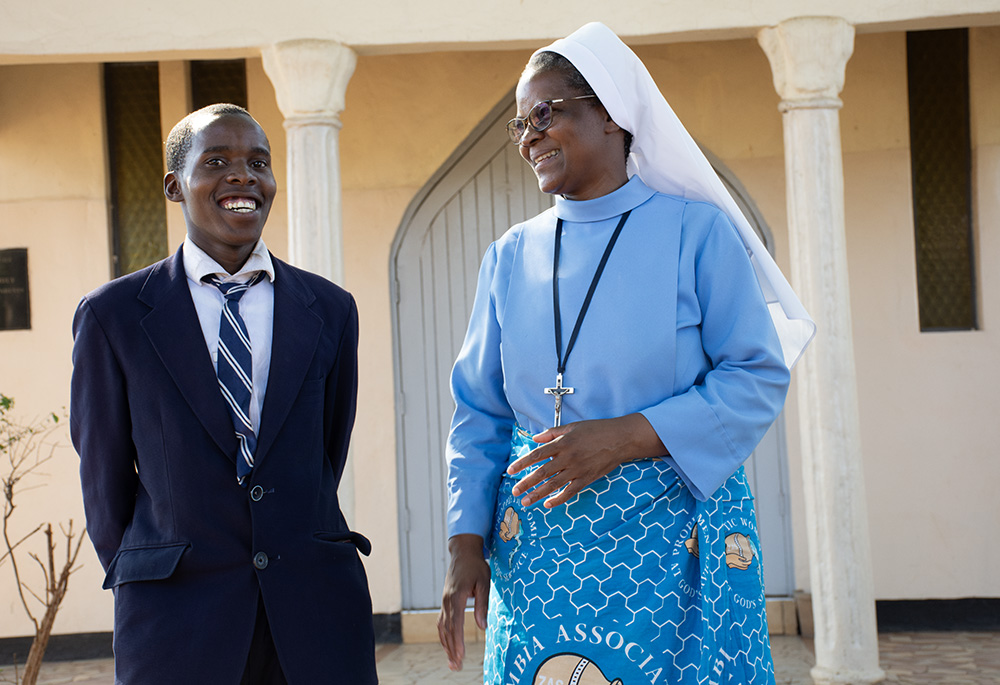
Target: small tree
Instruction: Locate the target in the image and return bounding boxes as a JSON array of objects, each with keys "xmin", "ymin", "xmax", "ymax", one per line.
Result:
[{"xmin": 0, "ymin": 394, "xmax": 86, "ymax": 685}]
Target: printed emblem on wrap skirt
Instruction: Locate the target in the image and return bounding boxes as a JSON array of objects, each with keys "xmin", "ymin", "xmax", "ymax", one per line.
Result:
[
  {"xmin": 490, "ymin": 431, "xmax": 541, "ymax": 583},
  {"xmin": 535, "ymin": 653, "xmax": 623, "ymax": 685}
]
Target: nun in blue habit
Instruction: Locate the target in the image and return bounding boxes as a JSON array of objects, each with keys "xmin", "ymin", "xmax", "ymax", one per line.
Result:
[{"xmin": 438, "ymin": 22, "xmax": 815, "ymax": 685}]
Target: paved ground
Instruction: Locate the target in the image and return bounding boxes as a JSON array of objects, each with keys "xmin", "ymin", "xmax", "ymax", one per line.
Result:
[{"xmin": 1, "ymin": 632, "xmax": 998, "ymax": 684}]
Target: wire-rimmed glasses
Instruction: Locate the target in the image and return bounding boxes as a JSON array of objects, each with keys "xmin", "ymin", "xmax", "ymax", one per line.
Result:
[{"xmin": 506, "ymin": 95, "xmax": 597, "ymax": 144}]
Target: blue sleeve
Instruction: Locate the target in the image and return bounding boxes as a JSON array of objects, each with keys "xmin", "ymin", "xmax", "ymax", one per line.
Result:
[
  {"xmin": 640, "ymin": 204, "xmax": 790, "ymax": 501},
  {"xmin": 445, "ymin": 242, "xmax": 516, "ymax": 539}
]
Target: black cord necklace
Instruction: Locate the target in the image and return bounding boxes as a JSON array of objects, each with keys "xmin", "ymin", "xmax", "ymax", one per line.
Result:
[{"xmin": 544, "ymin": 210, "xmax": 632, "ymax": 426}]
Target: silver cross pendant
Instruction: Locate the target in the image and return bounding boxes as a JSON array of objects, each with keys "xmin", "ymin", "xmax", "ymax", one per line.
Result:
[{"xmin": 543, "ymin": 372, "xmax": 575, "ymax": 427}]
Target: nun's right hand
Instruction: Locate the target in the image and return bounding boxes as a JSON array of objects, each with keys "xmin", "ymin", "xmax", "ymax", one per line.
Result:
[{"xmin": 438, "ymin": 534, "xmax": 490, "ymax": 671}]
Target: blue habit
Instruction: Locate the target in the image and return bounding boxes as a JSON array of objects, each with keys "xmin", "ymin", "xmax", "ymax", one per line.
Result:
[
  {"xmin": 445, "ymin": 176, "xmax": 789, "ymax": 684},
  {"xmin": 447, "ymin": 176, "xmax": 790, "ymax": 541}
]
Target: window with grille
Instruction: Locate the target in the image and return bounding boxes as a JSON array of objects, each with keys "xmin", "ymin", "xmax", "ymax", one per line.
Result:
[
  {"xmin": 906, "ymin": 28, "xmax": 977, "ymax": 331},
  {"xmin": 190, "ymin": 59, "xmax": 248, "ymax": 111},
  {"xmin": 105, "ymin": 63, "xmax": 168, "ymax": 277}
]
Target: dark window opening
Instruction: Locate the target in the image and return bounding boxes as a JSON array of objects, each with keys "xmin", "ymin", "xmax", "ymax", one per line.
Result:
[
  {"xmin": 104, "ymin": 63, "xmax": 168, "ymax": 277},
  {"xmin": 190, "ymin": 59, "xmax": 248, "ymax": 111},
  {"xmin": 906, "ymin": 28, "xmax": 976, "ymax": 331}
]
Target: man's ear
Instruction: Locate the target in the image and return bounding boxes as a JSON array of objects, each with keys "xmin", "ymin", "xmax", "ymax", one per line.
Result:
[{"xmin": 164, "ymin": 171, "xmax": 184, "ymax": 203}]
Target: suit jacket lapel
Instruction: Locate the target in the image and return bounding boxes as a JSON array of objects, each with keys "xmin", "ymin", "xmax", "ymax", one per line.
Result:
[
  {"xmin": 139, "ymin": 247, "xmax": 237, "ymax": 461},
  {"xmin": 254, "ymin": 258, "xmax": 323, "ymax": 466}
]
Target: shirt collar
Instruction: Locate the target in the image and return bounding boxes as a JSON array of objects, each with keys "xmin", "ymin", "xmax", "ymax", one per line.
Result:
[
  {"xmin": 553, "ymin": 175, "xmax": 656, "ymax": 223},
  {"xmin": 183, "ymin": 237, "xmax": 276, "ymax": 285}
]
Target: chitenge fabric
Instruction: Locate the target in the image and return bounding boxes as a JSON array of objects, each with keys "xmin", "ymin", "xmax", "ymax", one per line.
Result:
[{"xmin": 485, "ymin": 428, "xmax": 775, "ymax": 685}]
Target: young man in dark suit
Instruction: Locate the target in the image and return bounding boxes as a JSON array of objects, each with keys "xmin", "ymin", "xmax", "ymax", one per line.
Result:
[{"xmin": 70, "ymin": 104, "xmax": 376, "ymax": 684}]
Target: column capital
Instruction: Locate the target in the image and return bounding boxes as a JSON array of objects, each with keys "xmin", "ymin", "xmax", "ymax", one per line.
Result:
[
  {"xmin": 758, "ymin": 17, "xmax": 854, "ymax": 109},
  {"xmin": 261, "ymin": 39, "xmax": 358, "ymax": 123}
]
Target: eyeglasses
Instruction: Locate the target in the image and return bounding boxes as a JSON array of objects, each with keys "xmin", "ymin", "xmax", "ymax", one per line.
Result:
[{"xmin": 506, "ymin": 95, "xmax": 597, "ymax": 144}]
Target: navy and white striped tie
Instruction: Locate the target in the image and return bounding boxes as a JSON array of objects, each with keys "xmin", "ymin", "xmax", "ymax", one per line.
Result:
[{"xmin": 205, "ymin": 271, "xmax": 266, "ymax": 486}]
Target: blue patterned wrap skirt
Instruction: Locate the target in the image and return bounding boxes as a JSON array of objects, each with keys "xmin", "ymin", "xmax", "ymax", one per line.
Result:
[{"xmin": 484, "ymin": 427, "xmax": 775, "ymax": 685}]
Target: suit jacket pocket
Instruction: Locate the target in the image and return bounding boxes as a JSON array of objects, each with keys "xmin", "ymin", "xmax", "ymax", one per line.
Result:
[
  {"xmin": 313, "ymin": 530, "xmax": 372, "ymax": 557},
  {"xmin": 299, "ymin": 377, "xmax": 325, "ymax": 399},
  {"xmin": 102, "ymin": 542, "xmax": 190, "ymax": 589}
]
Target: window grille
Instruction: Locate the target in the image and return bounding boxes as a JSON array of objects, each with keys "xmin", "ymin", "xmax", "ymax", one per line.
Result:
[
  {"xmin": 190, "ymin": 59, "xmax": 248, "ymax": 111},
  {"xmin": 104, "ymin": 63, "xmax": 168, "ymax": 276},
  {"xmin": 906, "ymin": 29, "xmax": 976, "ymax": 331}
]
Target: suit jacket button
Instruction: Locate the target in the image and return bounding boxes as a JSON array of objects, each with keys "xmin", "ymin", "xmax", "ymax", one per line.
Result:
[
  {"xmin": 250, "ymin": 485, "xmax": 264, "ymax": 502},
  {"xmin": 253, "ymin": 552, "xmax": 269, "ymax": 570}
]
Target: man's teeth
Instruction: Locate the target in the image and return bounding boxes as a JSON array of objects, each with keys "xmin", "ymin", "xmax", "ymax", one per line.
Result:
[
  {"xmin": 535, "ymin": 150, "xmax": 559, "ymax": 164},
  {"xmin": 222, "ymin": 199, "xmax": 256, "ymax": 213}
]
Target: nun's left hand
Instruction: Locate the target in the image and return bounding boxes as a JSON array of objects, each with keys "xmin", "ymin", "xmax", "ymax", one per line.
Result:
[{"xmin": 508, "ymin": 413, "xmax": 667, "ymax": 508}]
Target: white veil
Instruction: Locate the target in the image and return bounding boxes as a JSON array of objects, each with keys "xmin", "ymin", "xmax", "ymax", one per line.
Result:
[{"xmin": 536, "ymin": 22, "xmax": 815, "ymax": 368}]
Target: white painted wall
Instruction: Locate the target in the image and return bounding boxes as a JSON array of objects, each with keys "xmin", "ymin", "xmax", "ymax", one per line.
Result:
[{"xmin": 0, "ymin": 63, "xmax": 115, "ymax": 636}]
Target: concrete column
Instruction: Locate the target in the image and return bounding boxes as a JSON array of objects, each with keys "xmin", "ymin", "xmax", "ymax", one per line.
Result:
[
  {"xmin": 261, "ymin": 38, "xmax": 357, "ymax": 285},
  {"xmin": 261, "ymin": 39, "xmax": 357, "ymax": 523},
  {"xmin": 758, "ymin": 17, "xmax": 884, "ymax": 685}
]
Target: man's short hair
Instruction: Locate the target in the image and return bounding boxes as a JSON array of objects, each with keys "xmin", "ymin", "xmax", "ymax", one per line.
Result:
[{"xmin": 165, "ymin": 103, "xmax": 255, "ymax": 173}]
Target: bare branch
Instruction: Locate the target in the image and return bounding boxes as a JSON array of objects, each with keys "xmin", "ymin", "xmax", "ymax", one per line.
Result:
[
  {"xmin": 23, "ymin": 576, "xmax": 46, "ymax": 606},
  {"xmin": 45, "ymin": 525, "xmax": 56, "ymax": 598},
  {"xmin": 0, "ymin": 395, "xmax": 76, "ymax": 674},
  {"xmin": 2, "ymin": 520, "xmax": 40, "ymax": 629},
  {"xmin": 0, "ymin": 522, "xmax": 44, "ymax": 566}
]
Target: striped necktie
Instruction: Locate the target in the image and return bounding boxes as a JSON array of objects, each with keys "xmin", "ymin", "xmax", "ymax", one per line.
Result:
[{"xmin": 205, "ymin": 271, "xmax": 267, "ymax": 486}]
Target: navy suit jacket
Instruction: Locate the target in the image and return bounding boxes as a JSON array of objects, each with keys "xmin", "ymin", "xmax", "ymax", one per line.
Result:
[{"xmin": 70, "ymin": 247, "xmax": 377, "ymax": 684}]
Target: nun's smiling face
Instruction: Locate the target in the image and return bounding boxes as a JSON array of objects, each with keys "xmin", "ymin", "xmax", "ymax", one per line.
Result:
[{"xmin": 515, "ymin": 68, "xmax": 628, "ymax": 201}]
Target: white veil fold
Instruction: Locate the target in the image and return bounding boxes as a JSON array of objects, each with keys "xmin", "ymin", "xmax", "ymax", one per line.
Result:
[{"xmin": 536, "ymin": 22, "xmax": 815, "ymax": 368}]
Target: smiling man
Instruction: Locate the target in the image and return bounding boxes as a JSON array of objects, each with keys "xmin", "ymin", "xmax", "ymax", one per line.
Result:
[{"xmin": 70, "ymin": 104, "xmax": 376, "ymax": 684}]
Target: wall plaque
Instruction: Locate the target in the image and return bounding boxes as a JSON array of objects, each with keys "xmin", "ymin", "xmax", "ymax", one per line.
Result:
[{"xmin": 0, "ymin": 248, "xmax": 30, "ymax": 330}]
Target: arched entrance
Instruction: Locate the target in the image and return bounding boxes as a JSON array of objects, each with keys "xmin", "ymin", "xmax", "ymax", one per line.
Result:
[{"xmin": 390, "ymin": 93, "xmax": 794, "ymax": 610}]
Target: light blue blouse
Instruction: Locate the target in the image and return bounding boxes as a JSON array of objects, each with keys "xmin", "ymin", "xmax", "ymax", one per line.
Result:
[{"xmin": 446, "ymin": 175, "xmax": 790, "ymax": 540}]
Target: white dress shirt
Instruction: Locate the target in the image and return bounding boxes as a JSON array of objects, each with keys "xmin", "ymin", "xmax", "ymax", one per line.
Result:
[{"xmin": 183, "ymin": 237, "xmax": 275, "ymax": 434}]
